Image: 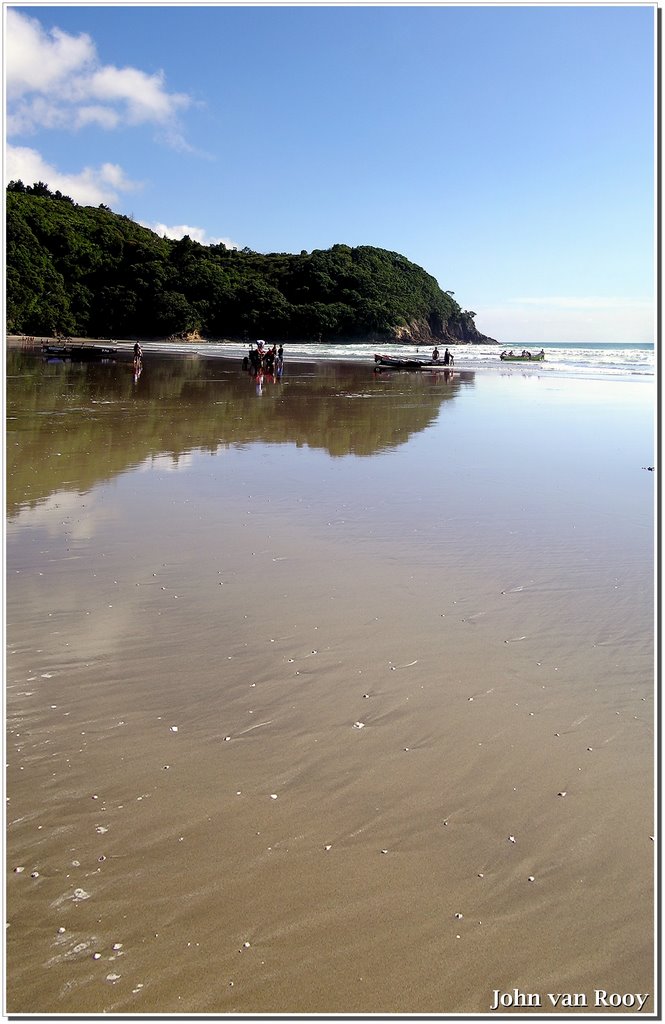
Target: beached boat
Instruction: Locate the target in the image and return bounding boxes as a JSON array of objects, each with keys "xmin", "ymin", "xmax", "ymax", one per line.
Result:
[
  {"xmin": 500, "ymin": 351, "xmax": 545, "ymax": 362},
  {"xmin": 42, "ymin": 344, "xmax": 118, "ymax": 360},
  {"xmin": 374, "ymin": 354, "xmax": 430, "ymax": 370},
  {"xmin": 373, "ymin": 353, "xmax": 454, "ymax": 371}
]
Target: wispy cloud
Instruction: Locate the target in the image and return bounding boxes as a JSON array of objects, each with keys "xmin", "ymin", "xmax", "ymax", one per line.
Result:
[
  {"xmin": 6, "ymin": 144, "xmax": 141, "ymax": 207},
  {"xmin": 476, "ymin": 295, "xmax": 654, "ymax": 344},
  {"xmin": 507, "ymin": 296, "xmax": 653, "ymax": 311},
  {"xmin": 6, "ymin": 10, "xmax": 191, "ymax": 143},
  {"xmin": 142, "ymin": 221, "xmax": 239, "ymax": 250}
]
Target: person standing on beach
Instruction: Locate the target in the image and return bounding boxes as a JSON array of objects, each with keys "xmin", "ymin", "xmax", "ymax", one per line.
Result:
[
  {"xmin": 133, "ymin": 343, "xmax": 142, "ymax": 381},
  {"xmin": 432, "ymin": 346, "xmax": 440, "ymax": 361}
]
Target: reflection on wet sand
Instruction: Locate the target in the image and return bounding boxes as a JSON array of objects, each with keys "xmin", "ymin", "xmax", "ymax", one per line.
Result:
[{"xmin": 7, "ymin": 348, "xmax": 473, "ymax": 516}]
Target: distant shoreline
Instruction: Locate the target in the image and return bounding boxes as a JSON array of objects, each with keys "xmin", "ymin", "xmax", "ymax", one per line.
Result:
[
  {"xmin": 7, "ymin": 334, "xmax": 363, "ymax": 368},
  {"xmin": 7, "ymin": 334, "xmax": 490, "ymax": 352},
  {"xmin": 9, "ymin": 335, "xmax": 652, "ymax": 380},
  {"xmin": 7, "ymin": 334, "xmax": 479, "ymax": 370}
]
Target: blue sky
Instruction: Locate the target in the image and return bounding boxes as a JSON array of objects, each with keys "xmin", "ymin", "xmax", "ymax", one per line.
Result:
[{"xmin": 5, "ymin": 3, "xmax": 656, "ymax": 343}]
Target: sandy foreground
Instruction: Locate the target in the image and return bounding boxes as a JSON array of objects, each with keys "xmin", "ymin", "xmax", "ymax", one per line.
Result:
[{"xmin": 5, "ymin": 342, "xmax": 655, "ymax": 1016}]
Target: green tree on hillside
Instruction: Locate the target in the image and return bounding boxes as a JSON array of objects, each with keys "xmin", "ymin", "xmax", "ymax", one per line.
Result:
[{"xmin": 6, "ymin": 186, "xmax": 495, "ymax": 344}]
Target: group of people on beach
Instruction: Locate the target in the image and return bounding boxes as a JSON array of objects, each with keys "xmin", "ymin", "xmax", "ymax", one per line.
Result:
[
  {"xmin": 432, "ymin": 346, "xmax": 454, "ymax": 365},
  {"xmin": 501, "ymin": 348, "xmax": 546, "ymax": 359},
  {"xmin": 243, "ymin": 340, "xmax": 284, "ymax": 376}
]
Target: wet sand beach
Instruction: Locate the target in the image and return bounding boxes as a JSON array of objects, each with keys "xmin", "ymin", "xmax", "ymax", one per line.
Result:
[{"xmin": 5, "ymin": 344, "xmax": 655, "ymax": 1015}]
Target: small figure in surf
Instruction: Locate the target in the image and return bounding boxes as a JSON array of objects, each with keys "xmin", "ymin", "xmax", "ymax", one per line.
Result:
[{"xmin": 133, "ymin": 342, "xmax": 143, "ymax": 377}]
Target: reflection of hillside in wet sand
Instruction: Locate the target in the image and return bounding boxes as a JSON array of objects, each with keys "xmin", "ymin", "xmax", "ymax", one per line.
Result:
[{"xmin": 7, "ymin": 351, "xmax": 472, "ymax": 515}]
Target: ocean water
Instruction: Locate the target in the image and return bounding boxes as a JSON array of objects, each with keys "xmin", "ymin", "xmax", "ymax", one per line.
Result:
[{"xmin": 172, "ymin": 340, "xmax": 655, "ymax": 380}]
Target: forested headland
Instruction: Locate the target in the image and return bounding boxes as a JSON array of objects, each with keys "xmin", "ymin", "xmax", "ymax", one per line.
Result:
[{"xmin": 6, "ymin": 182, "xmax": 497, "ymax": 345}]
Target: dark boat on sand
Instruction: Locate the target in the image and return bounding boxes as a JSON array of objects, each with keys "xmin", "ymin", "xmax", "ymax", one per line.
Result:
[{"xmin": 373, "ymin": 353, "xmax": 454, "ymax": 371}]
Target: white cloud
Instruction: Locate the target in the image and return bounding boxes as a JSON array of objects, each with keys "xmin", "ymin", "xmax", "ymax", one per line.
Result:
[
  {"xmin": 6, "ymin": 10, "xmax": 96, "ymax": 99},
  {"xmin": 6, "ymin": 10, "xmax": 191, "ymax": 143},
  {"xmin": 142, "ymin": 221, "xmax": 239, "ymax": 250},
  {"xmin": 9, "ymin": 96, "xmax": 73, "ymax": 135},
  {"xmin": 476, "ymin": 296, "xmax": 654, "ymax": 345},
  {"xmin": 6, "ymin": 144, "xmax": 141, "ymax": 207},
  {"xmin": 75, "ymin": 106, "xmax": 122, "ymax": 131},
  {"xmin": 86, "ymin": 65, "xmax": 189, "ymax": 125}
]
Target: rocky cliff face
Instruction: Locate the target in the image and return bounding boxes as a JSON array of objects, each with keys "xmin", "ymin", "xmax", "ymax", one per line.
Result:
[
  {"xmin": 390, "ymin": 314, "xmax": 497, "ymax": 346},
  {"xmin": 444, "ymin": 314, "xmax": 497, "ymax": 345}
]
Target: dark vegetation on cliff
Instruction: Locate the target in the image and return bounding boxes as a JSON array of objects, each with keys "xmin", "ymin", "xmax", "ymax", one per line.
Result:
[{"xmin": 7, "ymin": 182, "xmax": 496, "ymax": 344}]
